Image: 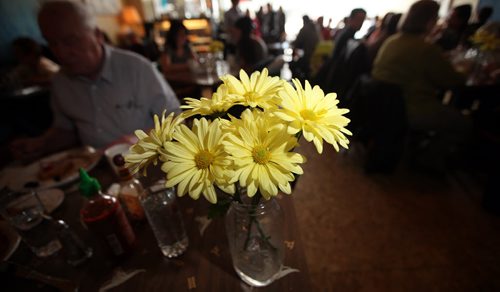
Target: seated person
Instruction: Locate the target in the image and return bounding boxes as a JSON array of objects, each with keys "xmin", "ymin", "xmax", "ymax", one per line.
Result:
[
  {"xmin": 432, "ymin": 4, "xmax": 472, "ymax": 51},
  {"xmin": 8, "ymin": 37, "xmax": 59, "ymax": 87},
  {"xmin": 232, "ymin": 16, "xmax": 268, "ymax": 73},
  {"xmin": 120, "ymin": 30, "xmax": 159, "ymax": 62},
  {"xmin": 291, "ymin": 15, "xmax": 321, "ymax": 80},
  {"xmin": 365, "ymin": 13, "xmax": 402, "ymax": 66},
  {"xmin": 372, "ymin": 0, "xmax": 468, "ymax": 172},
  {"xmin": 463, "ymin": 6, "xmax": 493, "ymax": 45},
  {"xmin": 11, "ymin": 0, "xmax": 180, "ymax": 160},
  {"xmin": 160, "ymin": 19, "xmax": 197, "ymax": 75}
]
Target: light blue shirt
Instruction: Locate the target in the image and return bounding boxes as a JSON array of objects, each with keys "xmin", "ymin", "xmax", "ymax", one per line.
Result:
[{"xmin": 50, "ymin": 45, "xmax": 181, "ymax": 148}]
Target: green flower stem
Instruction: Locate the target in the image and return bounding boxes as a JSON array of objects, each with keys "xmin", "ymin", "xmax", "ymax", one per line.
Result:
[{"xmin": 243, "ymin": 193, "xmax": 277, "ymax": 251}]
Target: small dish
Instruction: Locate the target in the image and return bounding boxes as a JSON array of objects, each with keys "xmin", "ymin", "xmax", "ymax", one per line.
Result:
[{"xmin": 104, "ymin": 143, "xmax": 131, "ymax": 176}]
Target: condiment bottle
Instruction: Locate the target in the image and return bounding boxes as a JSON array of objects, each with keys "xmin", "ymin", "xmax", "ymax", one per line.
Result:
[
  {"xmin": 112, "ymin": 154, "xmax": 145, "ymax": 222},
  {"xmin": 79, "ymin": 169, "xmax": 136, "ymax": 257}
]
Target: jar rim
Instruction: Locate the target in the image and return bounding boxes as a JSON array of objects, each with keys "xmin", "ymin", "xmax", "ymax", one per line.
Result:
[{"xmin": 231, "ymin": 196, "xmax": 277, "ymax": 212}]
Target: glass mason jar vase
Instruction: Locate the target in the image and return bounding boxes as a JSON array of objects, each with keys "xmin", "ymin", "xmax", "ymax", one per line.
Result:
[{"xmin": 225, "ymin": 195, "xmax": 285, "ymax": 287}]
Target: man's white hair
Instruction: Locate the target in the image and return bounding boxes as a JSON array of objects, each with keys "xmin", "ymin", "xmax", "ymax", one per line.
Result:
[{"xmin": 39, "ymin": 0, "xmax": 96, "ymax": 30}]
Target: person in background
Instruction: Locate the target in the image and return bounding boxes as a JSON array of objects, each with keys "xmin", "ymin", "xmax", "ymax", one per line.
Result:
[
  {"xmin": 160, "ymin": 19, "xmax": 198, "ymax": 98},
  {"xmin": 10, "ymin": 0, "xmax": 180, "ymax": 160},
  {"xmin": 365, "ymin": 13, "xmax": 402, "ymax": 66},
  {"xmin": 8, "ymin": 37, "xmax": 59, "ymax": 87},
  {"xmin": 232, "ymin": 16, "xmax": 268, "ymax": 73},
  {"xmin": 364, "ymin": 13, "xmax": 391, "ymax": 41},
  {"xmin": 331, "ymin": 17, "xmax": 348, "ymax": 40},
  {"xmin": 330, "ymin": 8, "xmax": 367, "ymax": 62},
  {"xmin": 325, "ymin": 18, "xmax": 334, "ymax": 40},
  {"xmin": 277, "ymin": 6, "xmax": 286, "ymax": 41},
  {"xmin": 245, "ymin": 9, "xmax": 262, "ymax": 38},
  {"xmin": 372, "ymin": 0, "xmax": 468, "ymax": 173},
  {"xmin": 121, "ymin": 31, "xmax": 146, "ymax": 56},
  {"xmin": 314, "ymin": 9, "xmax": 366, "ymax": 89},
  {"xmin": 256, "ymin": 6, "xmax": 265, "ymax": 36},
  {"xmin": 463, "ymin": 6, "xmax": 494, "ymax": 46},
  {"xmin": 262, "ymin": 3, "xmax": 279, "ymax": 43},
  {"xmin": 364, "ymin": 15, "xmax": 380, "ymax": 40},
  {"xmin": 98, "ymin": 28, "xmax": 113, "ymax": 45},
  {"xmin": 160, "ymin": 19, "xmax": 197, "ymax": 74},
  {"xmin": 121, "ymin": 30, "xmax": 160, "ymax": 62},
  {"xmin": 469, "ymin": 6, "xmax": 494, "ymax": 31},
  {"xmin": 224, "ymin": 0, "xmax": 243, "ymax": 54},
  {"xmin": 317, "ymin": 16, "xmax": 333, "ymax": 40},
  {"xmin": 432, "ymin": 4, "xmax": 472, "ymax": 51},
  {"xmin": 291, "ymin": 15, "xmax": 321, "ymax": 80}
]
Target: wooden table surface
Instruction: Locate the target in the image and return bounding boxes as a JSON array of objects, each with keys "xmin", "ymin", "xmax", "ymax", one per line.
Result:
[{"xmin": 7, "ymin": 158, "xmax": 312, "ymax": 291}]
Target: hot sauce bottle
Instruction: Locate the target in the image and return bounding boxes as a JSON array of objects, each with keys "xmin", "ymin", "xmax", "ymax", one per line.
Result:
[
  {"xmin": 79, "ymin": 169, "xmax": 136, "ymax": 257},
  {"xmin": 112, "ymin": 154, "xmax": 145, "ymax": 222}
]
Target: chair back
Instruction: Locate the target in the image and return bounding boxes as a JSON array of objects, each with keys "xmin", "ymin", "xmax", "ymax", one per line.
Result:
[
  {"xmin": 315, "ymin": 40, "xmax": 370, "ymax": 102},
  {"xmin": 347, "ymin": 75, "xmax": 408, "ymax": 173}
]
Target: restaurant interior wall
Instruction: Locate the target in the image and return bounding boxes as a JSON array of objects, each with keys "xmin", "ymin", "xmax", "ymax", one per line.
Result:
[
  {"xmin": 0, "ymin": 0, "xmax": 45, "ymax": 66},
  {"xmin": 478, "ymin": 0, "xmax": 500, "ymax": 21}
]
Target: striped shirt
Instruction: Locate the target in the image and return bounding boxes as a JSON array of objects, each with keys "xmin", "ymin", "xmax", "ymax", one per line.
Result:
[{"xmin": 51, "ymin": 45, "xmax": 180, "ymax": 148}]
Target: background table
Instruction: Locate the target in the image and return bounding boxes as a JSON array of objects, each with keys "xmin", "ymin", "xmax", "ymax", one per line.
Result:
[{"xmin": 7, "ymin": 158, "xmax": 312, "ymax": 291}]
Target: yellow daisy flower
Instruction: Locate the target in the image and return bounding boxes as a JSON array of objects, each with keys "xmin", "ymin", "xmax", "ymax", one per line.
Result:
[
  {"xmin": 161, "ymin": 118, "xmax": 234, "ymax": 203},
  {"xmin": 274, "ymin": 79, "xmax": 351, "ymax": 154},
  {"xmin": 181, "ymin": 84, "xmax": 238, "ymax": 118},
  {"xmin": 223, "ymin": 109, "xmax": 305, "ymax": 200},
  {"xmin": 125, "ymin": 111, "xmax": 183, "ymax": 176},
  {"xmin": 220, "ymin": 68, "xmax": 283, "ymax": 110}
]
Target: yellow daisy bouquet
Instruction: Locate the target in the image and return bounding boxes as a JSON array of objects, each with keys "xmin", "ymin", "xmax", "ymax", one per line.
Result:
[{"xmin": 125, "ymin": 69, "xmax": 351, "ymax": 208}]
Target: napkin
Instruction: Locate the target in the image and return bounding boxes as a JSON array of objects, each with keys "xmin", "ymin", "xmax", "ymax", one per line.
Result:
[{"xmin": 98, "ymin": 267, "xmax": 146, "ymax": 292}]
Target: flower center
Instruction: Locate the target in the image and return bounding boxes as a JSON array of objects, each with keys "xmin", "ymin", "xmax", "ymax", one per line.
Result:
[
  {"xmin": 252, "ymin": 145, "xmax": 271, "ymax": 164},
  {"xmin": 244, "ymin": 91, "xmax": 258, "ymax": 101},
  {"xmin": 195, "ymin": 150, "xmax": 214, "ymax": 169},
  {"xmin": 300, "ymin": 109, "xmax": 317, "ymax": 121}
]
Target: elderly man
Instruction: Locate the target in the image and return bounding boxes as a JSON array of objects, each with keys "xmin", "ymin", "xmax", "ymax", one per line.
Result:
[{"xmin": 11, "ymin": 0, "xmax": 180, "ymax": 159}]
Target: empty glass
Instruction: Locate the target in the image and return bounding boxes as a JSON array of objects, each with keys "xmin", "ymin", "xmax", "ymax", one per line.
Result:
[{"xmin": 0, "ymin": 190, "xmax": 62, "ymax": 257}]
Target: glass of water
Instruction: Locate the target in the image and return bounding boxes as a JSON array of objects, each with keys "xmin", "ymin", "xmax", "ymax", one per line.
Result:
[
  {"xmin": 0, "ymin": 190, "xmax": 62, "ymax": 257},
  {"xmin": 140, "ymin": 181, "xmax": 188, "ymax": 258}
]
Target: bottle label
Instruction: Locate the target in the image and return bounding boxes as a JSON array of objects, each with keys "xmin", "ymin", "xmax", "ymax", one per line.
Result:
[
  {"xmin": 106, "ymin": 234, "xmax": 124, "ymax": 255},
  {"xmin": 114, "ymin": 204, "xmax": 136, "ymax": 245},
  {"xmin": 121, "ymin": 194, "xmax": 145, "ymax": 220}
]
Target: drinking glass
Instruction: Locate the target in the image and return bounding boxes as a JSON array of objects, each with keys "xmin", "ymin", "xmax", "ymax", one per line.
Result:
[
  {"xmin": 140, "ymin": 181, "xmax": 188, "ymax": 258},
  {"xmin": 0, "ymin": 190, "xmax": 62, "ymax": 257}
]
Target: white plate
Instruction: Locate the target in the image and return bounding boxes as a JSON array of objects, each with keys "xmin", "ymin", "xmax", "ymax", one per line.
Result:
[
  {"xmin": 0, "ymin": 146, "xmax": 101, "ymax": 191},
  {"xmin": 0, "ymin": 221, "xmax": 21, "ymax": 260}
]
